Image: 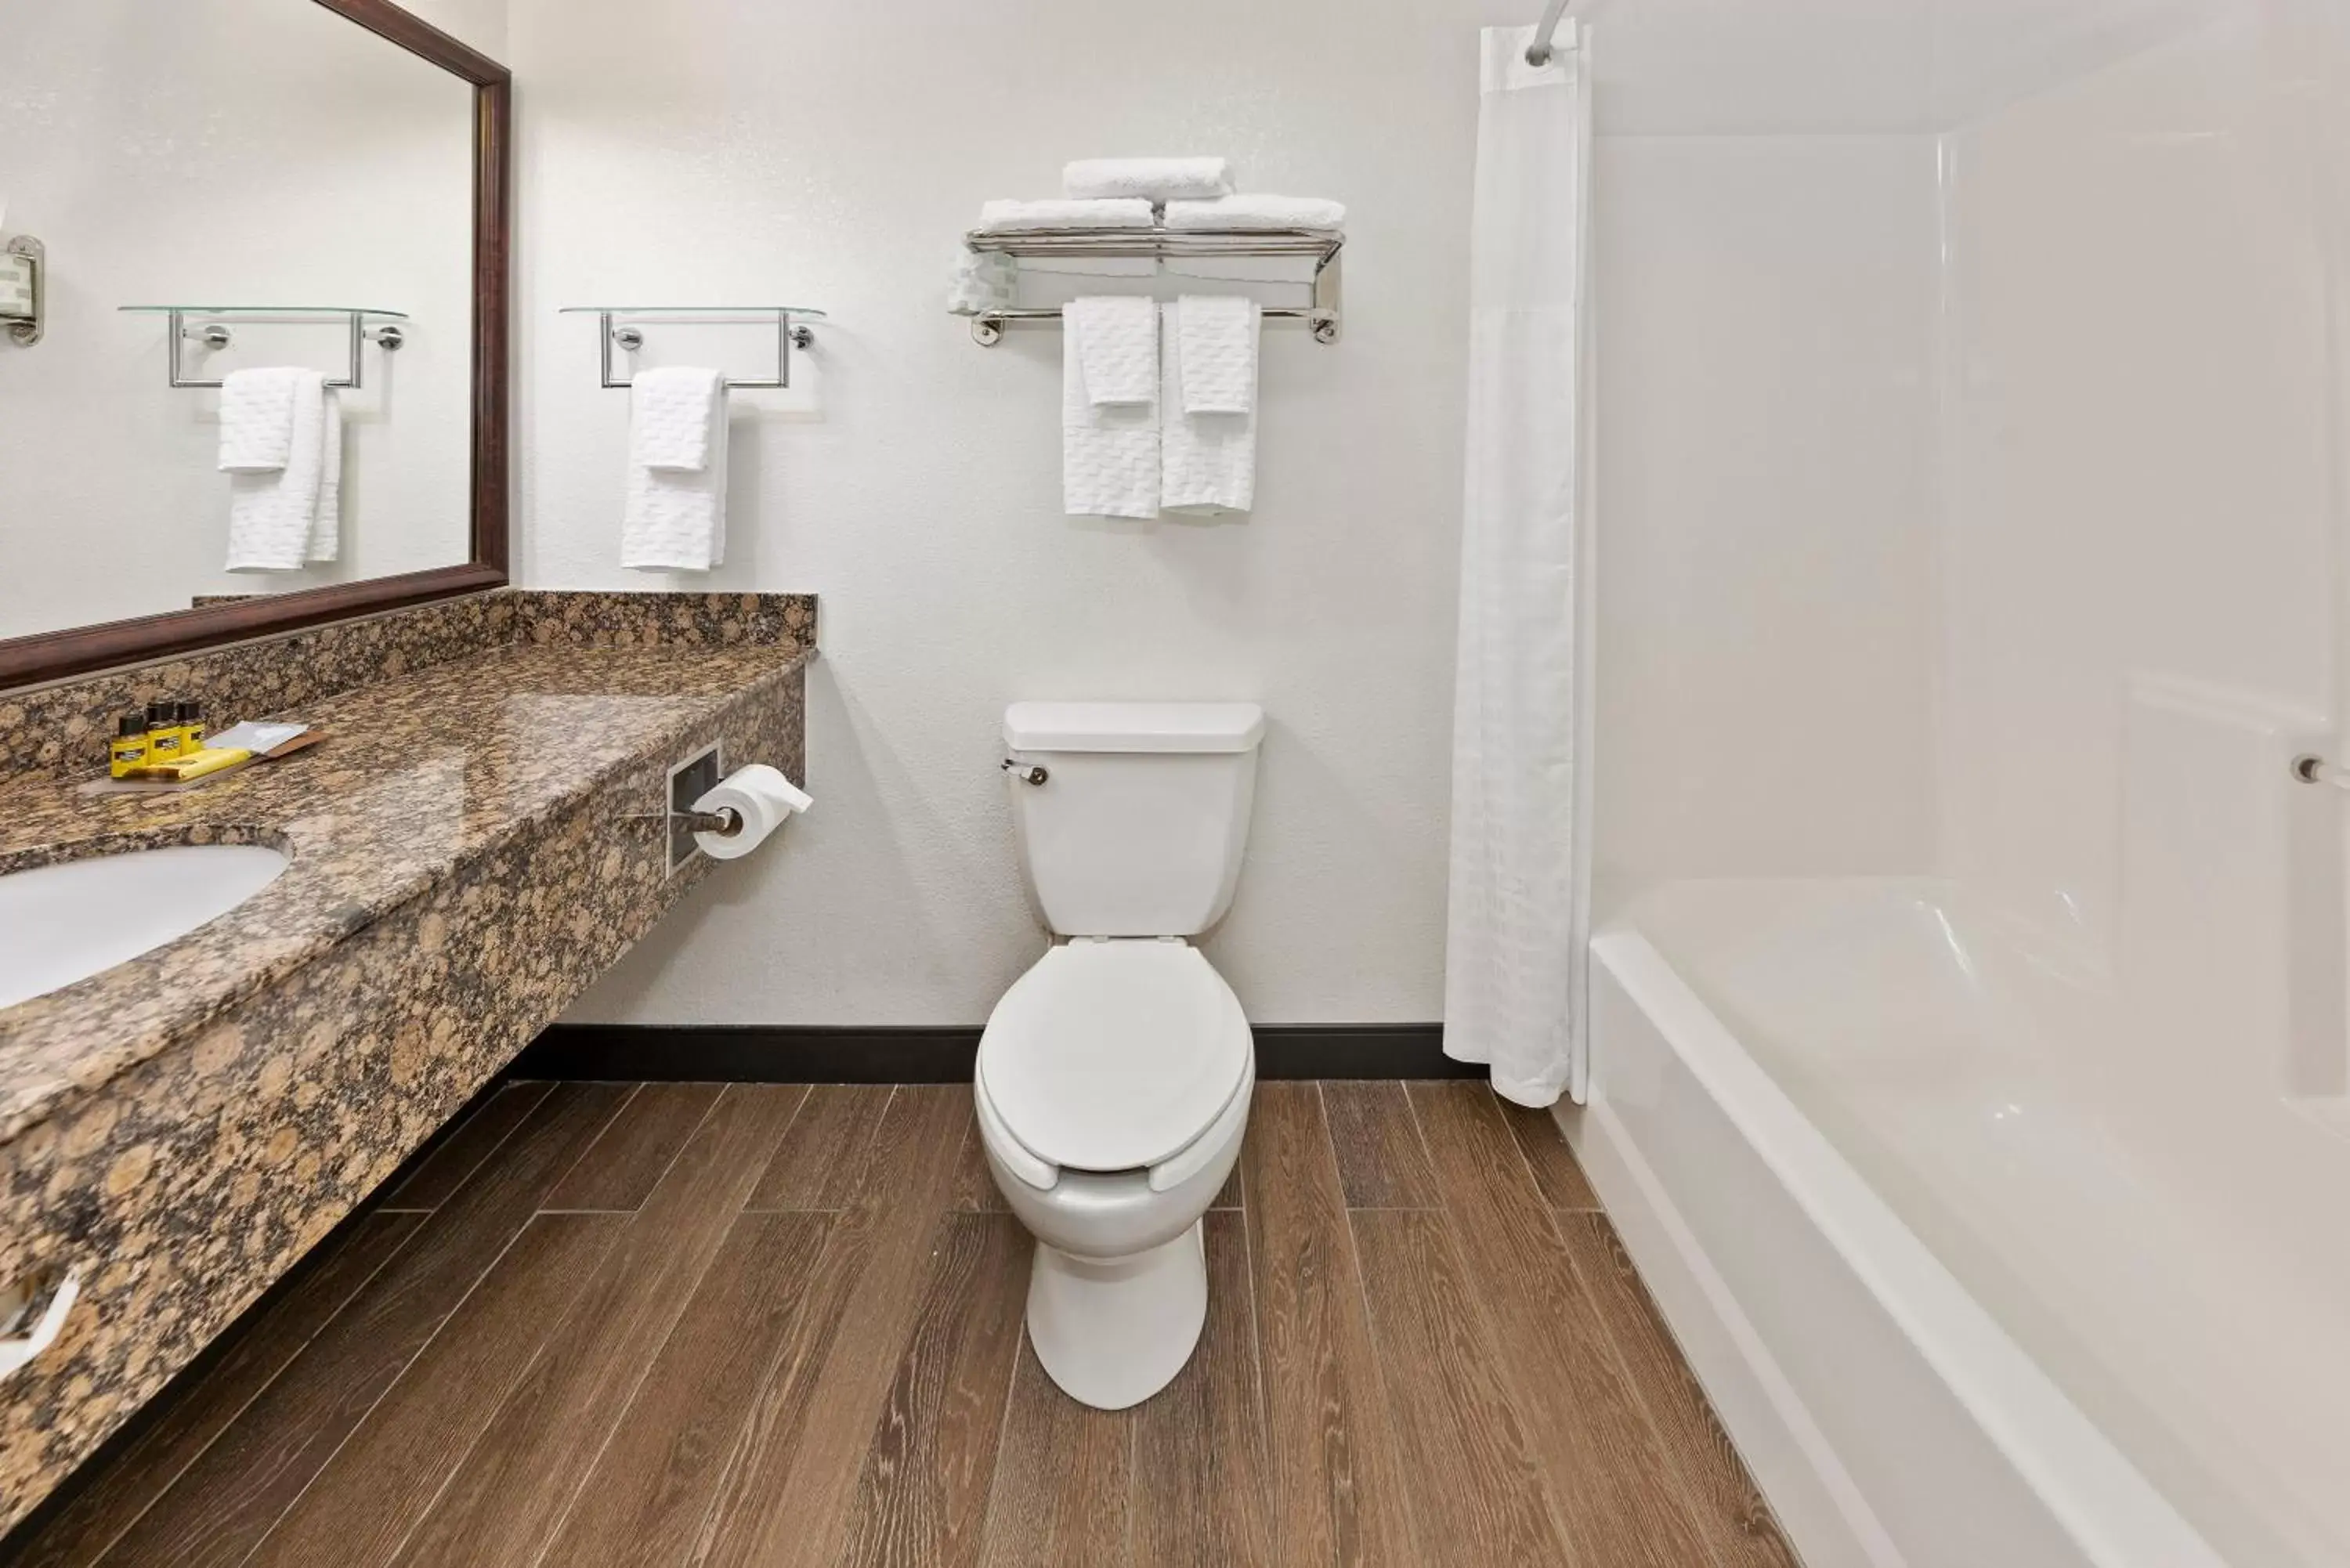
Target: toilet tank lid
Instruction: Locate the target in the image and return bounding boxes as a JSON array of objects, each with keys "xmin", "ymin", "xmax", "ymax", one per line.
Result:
[{"xmin": 1003, "ymin": 701, "xmax": 1265, "ymax": 754}]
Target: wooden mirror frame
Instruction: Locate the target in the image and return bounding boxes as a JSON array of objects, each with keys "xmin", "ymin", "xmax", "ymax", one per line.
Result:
[{"xmin": 0, "ymin": 0, "xmax": 511, "ymax": 690}]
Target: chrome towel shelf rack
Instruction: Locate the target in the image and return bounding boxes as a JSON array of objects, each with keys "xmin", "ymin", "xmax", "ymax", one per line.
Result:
[
  {"xmin": 955, "ymin": 226, "xmax": 1344, "ymax": 345},
  {"xmin": 559, "ymin": 305, "xmax": 826, "ymax": 389},
  {"xmin": 118, "ymin": 305, "xmax": 407, "ymax": 390}
]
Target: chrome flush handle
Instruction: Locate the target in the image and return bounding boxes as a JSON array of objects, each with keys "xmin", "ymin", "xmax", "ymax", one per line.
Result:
[{"xmin": 1000, "ymin": 758, "xmax": 1048, "ymax": 786}]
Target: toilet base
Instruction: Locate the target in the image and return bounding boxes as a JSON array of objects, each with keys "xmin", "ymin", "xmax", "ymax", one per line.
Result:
[{"xmin": 1025, "ymin": 1221, "xmax": 1207, "ymax": 1410}]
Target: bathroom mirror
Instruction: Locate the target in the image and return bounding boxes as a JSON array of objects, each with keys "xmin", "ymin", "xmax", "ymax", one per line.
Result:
[{"xmin": 0, "ymin": 0, "xmax": 509, "ymax": 685}]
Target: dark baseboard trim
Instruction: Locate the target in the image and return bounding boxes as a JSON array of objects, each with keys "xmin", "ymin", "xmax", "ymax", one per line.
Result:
[{"xmin": 508, "ymin": 1022, "xmax": 1479, "ymax": 1083}]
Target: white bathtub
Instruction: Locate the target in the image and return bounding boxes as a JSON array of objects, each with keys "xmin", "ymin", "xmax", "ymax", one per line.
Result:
[{"xmin": 1577, "ymin": 878, "xmax": 2350, "ymax": 1568}]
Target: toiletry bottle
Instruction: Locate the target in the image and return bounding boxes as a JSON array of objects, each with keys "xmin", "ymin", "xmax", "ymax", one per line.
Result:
[
  {"xmin": 179, "ymin": 700, "xmax": 207, "ymax": 757},
  {"xmin": 145, "ymin": 700, "xmax": 183, "ymax": 767},
  {"xmin": 110, "ymin": 714, "xmax": 149, "ymax": 779}
]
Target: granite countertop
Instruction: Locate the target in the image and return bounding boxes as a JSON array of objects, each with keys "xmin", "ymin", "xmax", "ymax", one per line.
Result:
[{"xmin": 0, "ymin": 639, "xmax": 812, "ymax": 1143}]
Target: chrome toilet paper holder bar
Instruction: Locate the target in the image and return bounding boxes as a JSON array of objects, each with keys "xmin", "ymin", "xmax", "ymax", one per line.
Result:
[{"xmin": 621, "ymin": 806, "xmax": 743, "ymax": 837}]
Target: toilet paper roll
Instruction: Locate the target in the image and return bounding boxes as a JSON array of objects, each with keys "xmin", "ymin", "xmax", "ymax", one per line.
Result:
[{"xmin": 692, "ymin": 763, "xmax": 812, "ymax": 861}]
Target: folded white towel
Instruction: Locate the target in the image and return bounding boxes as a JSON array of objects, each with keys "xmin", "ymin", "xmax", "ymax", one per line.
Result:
[
  {"xmin": 976, "ymin": 197, "xmax": 1155, "ymax": 233},
  {"xmin": 630, "ymin": 365, "xmax": 724, "ymax": 471},
  {"xmin": 1164, "ymin": 194, "xmax": 1347, "ymax": 231},
  {"xmin": 623, "ymin": 377, "xmax": 730, "ymax": 570},
  {"xmin": 1160, "ymin": 300, "xmax": 1256, "ymax": 515},
  {"xmin": 225, "ymin": 370, "xmax": 328, "ymax": 571},
  {"xmin": 217, "ymin": 367, "xmax": 303, "ymax": 472},
  {"xmin": 1176, "ymin": 296, "xmax": 1258, "ymax": 416},
  {"xmin": 307, "ymin": 391, "xmax": 344, "ymax": 563},
  {"xmin": 1068, "ymin": 295, "xmax": 1159, "ymax": 407},
  {"xmin": 1062, "ymin": 157, "xmax": 1232, "ymax": 203},
  {"xmin": 1065, "ymin": 309, "xmax": 1158, "ymax": 518}
]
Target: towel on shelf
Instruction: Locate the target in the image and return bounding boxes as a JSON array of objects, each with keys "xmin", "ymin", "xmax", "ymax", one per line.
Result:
[
  {"xmin": 622, "ymin": 369, "xmax": 730, "ymax": 571},
  {"xmin": 1175, "ymin": 296, "xmax": 1258, "ymax": 416},
  {"xmin": 1164, "ymin": 194, "xmax": 1347, "ymax": 232},
  {"xmin": 1068, "ymin": 295, "xmax": 1159, "ymax": 406},
  {"xmin": 217, "ymin": 367, "xmax": 303, "ymax": 472},
  {"xmin": 1064, "ymin": 302, "xmax": 1159, "ymax": 518},
  {"xmin": 1062, "ymin": 157, "xmax": 1232, "ymax": 203},
  {"xmin": 630, "ymin": 365, "xmax": 725, "ymax": 470},
  {"xmin": 975, "ymin": 197, "xmax": 1155, "ymax": 233},
  {"xmin": 1160, "ymin": 300, "xmax": 1257, "ymax": 515},
  {"xmin": 225, "ymin": 368, "xmax": 330, "ymax": 571},
  {"xmin": 949, "ymin": 247, "xmax": 1019, "ymax": 313},
  {"xmin": 306, "ymin": 391, "xmax": 344, "ymax": 563}
]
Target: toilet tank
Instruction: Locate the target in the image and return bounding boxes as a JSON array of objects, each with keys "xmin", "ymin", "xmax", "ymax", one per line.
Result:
[{"xmin": 1003, "ymin": 702, "xmax": 1265, "ymax": 938}]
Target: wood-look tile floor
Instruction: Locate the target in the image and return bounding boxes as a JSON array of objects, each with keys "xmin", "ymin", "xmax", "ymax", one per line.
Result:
[{"xmin": 14, "ymin": 1080, "xmax": 1797, "ymax": 1568}]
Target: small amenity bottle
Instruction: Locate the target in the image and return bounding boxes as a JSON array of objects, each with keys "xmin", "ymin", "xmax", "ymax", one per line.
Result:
[
  {"xmin": 179, "ymin": 700, "xmax": 206, "ymax": 755},
  {"xmin": 110, "ymin": 714, "xmax": 149, "ymax": 779},
  {"xmin": 144, "ymin": 700, "xmax": 183, "ymax": 768}
]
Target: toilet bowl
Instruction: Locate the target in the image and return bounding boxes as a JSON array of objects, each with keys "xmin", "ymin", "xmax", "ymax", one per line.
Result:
[{"xmin": 980, "ymin": 701, "xmax": 1264, "ymax": 1409}]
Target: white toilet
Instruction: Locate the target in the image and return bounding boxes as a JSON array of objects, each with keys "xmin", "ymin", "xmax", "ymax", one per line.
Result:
[{"xmin": 975, "ymin": 700, "xmax": 1264, "ymax": 1410}]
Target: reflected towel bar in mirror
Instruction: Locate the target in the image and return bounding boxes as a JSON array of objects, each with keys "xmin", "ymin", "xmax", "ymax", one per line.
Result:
[
  {"xmin": 118, "ymin": 305, "xmax": 408, "ymax": 390},
  {"xmin": 559, "ymin": 306, "xmax": 827, "ymax": 389}
]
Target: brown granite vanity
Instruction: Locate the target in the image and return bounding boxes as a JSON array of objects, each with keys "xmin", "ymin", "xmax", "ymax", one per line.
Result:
[{"xmin": 0, "ymin": 591, "xmax": 814, "ymax": 1531}]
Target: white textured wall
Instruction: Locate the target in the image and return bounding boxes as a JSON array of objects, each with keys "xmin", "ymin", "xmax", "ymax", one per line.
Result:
[
  {"xmin": 0, "ymin": 0, "xmax": 480, "ymax": 641},
  {"xmin": 535, "ymin": 0, "xmax": 1523, "ymax": 1025}
]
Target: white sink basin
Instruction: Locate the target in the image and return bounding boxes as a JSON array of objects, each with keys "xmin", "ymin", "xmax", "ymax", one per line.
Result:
[{"xmin": 0, "ymin": 843, "xmax": 291, "ymax": 1010}]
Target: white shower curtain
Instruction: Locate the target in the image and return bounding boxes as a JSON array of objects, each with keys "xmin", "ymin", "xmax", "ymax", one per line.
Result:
[{"xmin": 1442, "ymin": 21, "xmax": 1593, "ymax": 1107}]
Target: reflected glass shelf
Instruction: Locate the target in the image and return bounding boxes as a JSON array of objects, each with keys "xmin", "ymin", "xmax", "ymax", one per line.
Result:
[
  {"xmin": 119, "ymin": 305, "xmax": 409, "ymax": 318},
  {"xmin": 558, "ymin": 305, "xmax": 826, "ymax": 319}
]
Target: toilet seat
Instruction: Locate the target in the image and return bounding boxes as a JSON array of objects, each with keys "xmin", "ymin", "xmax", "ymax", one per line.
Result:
[{"xmin": 978, "ymin": 939, "xmax": 1252, "ymax": 1181}]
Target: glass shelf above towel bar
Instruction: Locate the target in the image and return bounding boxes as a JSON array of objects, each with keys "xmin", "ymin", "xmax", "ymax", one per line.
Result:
[
  {"xmin": 120, "ymin": 305, "xmax": 409, "ymax": 317},
  {"xmin": 117, "ymin": 305, "xmax": 408, "ymax": 390},
  {"xmin": 559, "ymin": 305, "xmax": 825, "ymax": 390}
]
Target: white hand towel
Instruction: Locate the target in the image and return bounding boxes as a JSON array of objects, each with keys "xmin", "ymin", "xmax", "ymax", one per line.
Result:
[
  {"xmin": 1068, "ymin": 295, "xmax": 1158, "ymax": 407},
  {"xmin": 1064, "ymin": 309, "xmax": 1158, "ymax": 518},
  {"xmin": 1159, "ymin": 300, "xmax": 1256, "ymax": 515},
  {"xmin": 217, "ymin": 367, "xmax": 303, "ymax": 472},
  {"xmin": 623, "ymin": 379, "xmax": 730, "ymax": 570},
  {"xmin": 1062, "ymin": 157, "xmax": 1233, "ymax": 203},
  {"xmin": 975, "ymin": 197, "xmax": 1155, "ymax": 233},
  {"xmin": 1176, "ymin": 296, "xmax": 1258, "ymax": 415},
  {"xmin": 629, "ymin": 365, "xmax": 724, "ymax": 471},
  {"xmin": 1164, "ymin": 194, "xmax": 1347, "ymax": 232},
  {"xmin": 306, "ymin": 390, "xmax": 344, "ymax": 562},
  {"xmin": 225, "ymin": 369, "xmax": 328, "ymax": 571}
]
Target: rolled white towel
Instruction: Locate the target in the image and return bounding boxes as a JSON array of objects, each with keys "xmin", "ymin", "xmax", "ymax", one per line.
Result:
[
  {"xmin": 1164, "ymin": 194, "xmax": 1347, "ymax": 232},
  {"xmin": 975, "ymin": 197, "xmax": 1155, "ymax": 233},
  {"xmin": 1062, "ymin": 157, "xmax": 1232, "ymax": 202},
  {"xmin": 949, "ymin": 247, "xmax": 1019, "ymax": 313}
]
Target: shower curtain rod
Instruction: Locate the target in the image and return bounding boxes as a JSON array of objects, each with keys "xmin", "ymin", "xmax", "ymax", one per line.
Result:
[{"xmin": 1525, "ymin": 0, "xmax": 1574, "ymax": 65}]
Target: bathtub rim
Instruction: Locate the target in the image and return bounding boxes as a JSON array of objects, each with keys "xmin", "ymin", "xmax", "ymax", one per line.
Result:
[{"xmin": 1580, "ymin": 919, "xmax": 2227, "ymax": 1568}]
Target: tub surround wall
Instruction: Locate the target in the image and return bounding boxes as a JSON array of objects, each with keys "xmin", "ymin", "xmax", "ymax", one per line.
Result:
[{"xmin": 0, "ymin": 590, "xmax": 813, "ymax": 1531}]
